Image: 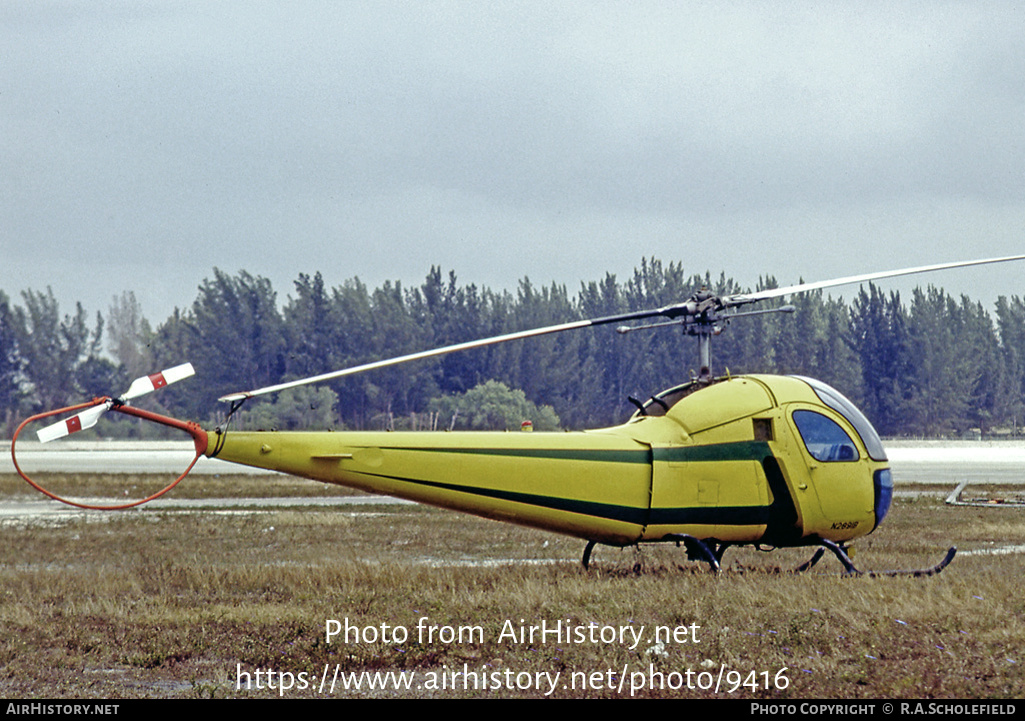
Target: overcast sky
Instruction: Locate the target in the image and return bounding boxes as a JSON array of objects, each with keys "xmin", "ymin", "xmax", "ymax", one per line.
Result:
[{"xmin": 3, "ymin": 1, "xmax": 1024, "ymax": 328}]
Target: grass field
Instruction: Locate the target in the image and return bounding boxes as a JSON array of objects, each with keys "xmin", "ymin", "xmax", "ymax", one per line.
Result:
[{"xmin": 0, "ymin": 473, "xmax": 1022, "ymax": 699}]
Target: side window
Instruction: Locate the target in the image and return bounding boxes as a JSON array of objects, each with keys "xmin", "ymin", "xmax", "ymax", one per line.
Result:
[{"xmin": 792, "ymin": 410, "xmax": 859, "ymax": 462}]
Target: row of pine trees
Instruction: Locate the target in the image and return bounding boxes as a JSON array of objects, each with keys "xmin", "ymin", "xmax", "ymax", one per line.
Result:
[{"xmin": 2, "ymin": 259, "xmax": 1024, "ymax": 438}]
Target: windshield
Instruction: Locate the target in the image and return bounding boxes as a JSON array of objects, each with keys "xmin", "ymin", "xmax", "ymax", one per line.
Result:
[
  {"xmin": 792, "ymin": 409, "xmax": 859, "ymax": 461},
  {"xmin": 791, "ymin": 376, "xmax": 887, "ymax": 461}
]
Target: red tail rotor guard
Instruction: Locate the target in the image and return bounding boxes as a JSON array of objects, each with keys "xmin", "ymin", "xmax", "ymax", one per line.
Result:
[{"xmin": 10, "ymin": 399, "xmax": 208, "ymax": 511}]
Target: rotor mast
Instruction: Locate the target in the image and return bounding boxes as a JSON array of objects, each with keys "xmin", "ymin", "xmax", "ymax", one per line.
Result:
[
  {"xmin": 693, "ymin": 323, "xmax": 715, "ymax": 383},
  {"xmin": 685, "ymin": 287, "xmax": 720, "ymax": 383}
]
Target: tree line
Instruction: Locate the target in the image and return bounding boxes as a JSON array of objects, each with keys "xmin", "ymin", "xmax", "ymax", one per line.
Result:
[{"xmin": 2, "ymin": 258, "xmax": 1024, "ymax": 438}]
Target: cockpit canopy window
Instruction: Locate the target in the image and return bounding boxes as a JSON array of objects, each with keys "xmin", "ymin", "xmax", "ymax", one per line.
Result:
[
  {"xmin": 792, "ymin": 409, "xmax": 859, "ymax": 462},
  {"xmin": 792, "ymin": 376, "xmax": 888, "ymax": 462}
]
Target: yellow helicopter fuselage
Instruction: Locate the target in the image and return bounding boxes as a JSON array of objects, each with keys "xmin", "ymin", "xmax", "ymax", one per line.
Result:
[{"xmin": 206, "ymin": 375, "xmax": 891, "ymax": 549}]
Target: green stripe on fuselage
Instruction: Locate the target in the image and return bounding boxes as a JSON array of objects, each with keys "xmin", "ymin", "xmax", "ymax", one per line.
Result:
[
  {"xmin": 389, "ymin": 446, "xmax": 651, "ymax": 464},
  {"xmin": 383, "ymin": 440, "xmax": 771, "ymax": 464},
  {"xmin": 653, "ymin": 440, "xmax": 772, "ymax": 463},
  {"xmin": 355, "ymin": 439, "xmax": 775, "ymax": 529},
  {"xmin": 647, "ymin": 505, "xmax": 770, "ymax": 526},
  {"xmin": 381, "ymin": 473, "xmax": 768, "ymax": 528},
  {"xmin": 361, "ymin": 473, "xmax": 651, "ymax": 525}
]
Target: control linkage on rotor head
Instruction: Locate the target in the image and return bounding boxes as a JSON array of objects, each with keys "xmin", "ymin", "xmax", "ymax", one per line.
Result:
[
  {"xmin": 616, "ymin": 287, "xmax": 798, "ymax": 383},
  {"xmin": 617, "ymin": 288, "xmax": 719, "ymax": 329}
]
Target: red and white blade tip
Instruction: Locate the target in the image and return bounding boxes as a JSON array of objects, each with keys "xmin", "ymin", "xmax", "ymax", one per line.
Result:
[
  {"xmin": 34, "ymin": 363, "xmax": 194, "ymax": 443},
  {"xmin": 36, "ymin": 404, "xmax": 109, "ymax": 443},
  {"xmin": 122, "ymin": 362, "xmax": 195, "ymax": 401}
]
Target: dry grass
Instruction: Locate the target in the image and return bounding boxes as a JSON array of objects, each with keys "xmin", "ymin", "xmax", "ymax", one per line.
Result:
[
  {"xmin": 0, "ymin": 473, "xmax": 1022, "ymax": 699},
  {"xmin": 0, "ymin": 472, "xmax": 363, "ymax": 499}
]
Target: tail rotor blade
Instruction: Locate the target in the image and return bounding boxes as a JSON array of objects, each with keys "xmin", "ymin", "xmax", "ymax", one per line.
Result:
[
  {"xmin": 33, "ymin": 363, "xmax": 194, "ymax": 443},
  {"xmin": 36, "ymin": 403, "xmax": 110, "ymax": 443},
  {"xmin": 121, "ymin": 362, "xmax": 195, "ymax": 401}
]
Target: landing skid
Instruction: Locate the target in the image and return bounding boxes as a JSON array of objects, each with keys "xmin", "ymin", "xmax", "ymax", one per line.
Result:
[
  {"xmin": 581, "ymin": 538, "xmax": 957, "ymax": 577},
  {"xmin": 796, "ymin": 540, "xmax": 957, "ymax": 577},
  {"xmin": 793, "ymin": 547, "xmax": 825, "ymax": 573},
  {"xmin": 666, "ymin": 534, "xmax": 722, "ymax": 572},
  {"xmin": 581, "ymin": 540, "xmax": 597, "ymax": 570},
  {"xmin": 580, "ymin": 535, "xmax": 727, "ymax": 573}
]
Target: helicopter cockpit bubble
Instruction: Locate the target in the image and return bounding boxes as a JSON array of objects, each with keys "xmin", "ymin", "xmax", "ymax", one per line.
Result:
[
  {"xmin": 792, "ymin": 376, "xmax": 887, "ymax": 461},
  {"xmin": 791, "ymin": 376, "xmax": 892, "ymax": 530}
]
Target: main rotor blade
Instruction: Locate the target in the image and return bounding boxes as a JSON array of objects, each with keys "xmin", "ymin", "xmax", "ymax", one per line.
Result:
[
  {"xmin": 219, "ymin": 253, "xmax": 1025, "ymax": 403},
  {"xmin": 721, "ymin": 252, "xmax": 1025, "ymax": 305},
  {"xmin": 725, "ymin": 254, "xmax": 1025, "ymax": 305},
  {"xmin": 218, "ymin": 307, "xmax": 674, "ymax": 403}
]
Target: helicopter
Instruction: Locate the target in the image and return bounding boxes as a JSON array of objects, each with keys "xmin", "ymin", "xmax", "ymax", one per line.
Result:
[{"xmin": 12, "ymin": 255, "xmax": 1025, "ymax": 576}]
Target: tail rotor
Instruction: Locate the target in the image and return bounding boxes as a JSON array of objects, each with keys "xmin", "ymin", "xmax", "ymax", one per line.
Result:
[
  {"xmin": 35, "ymin": 362, "xmax": 195, "ymax": 443},
  {"xmin": 12, "ymin": 362, "xmax": 206, "ymax": 510}
]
